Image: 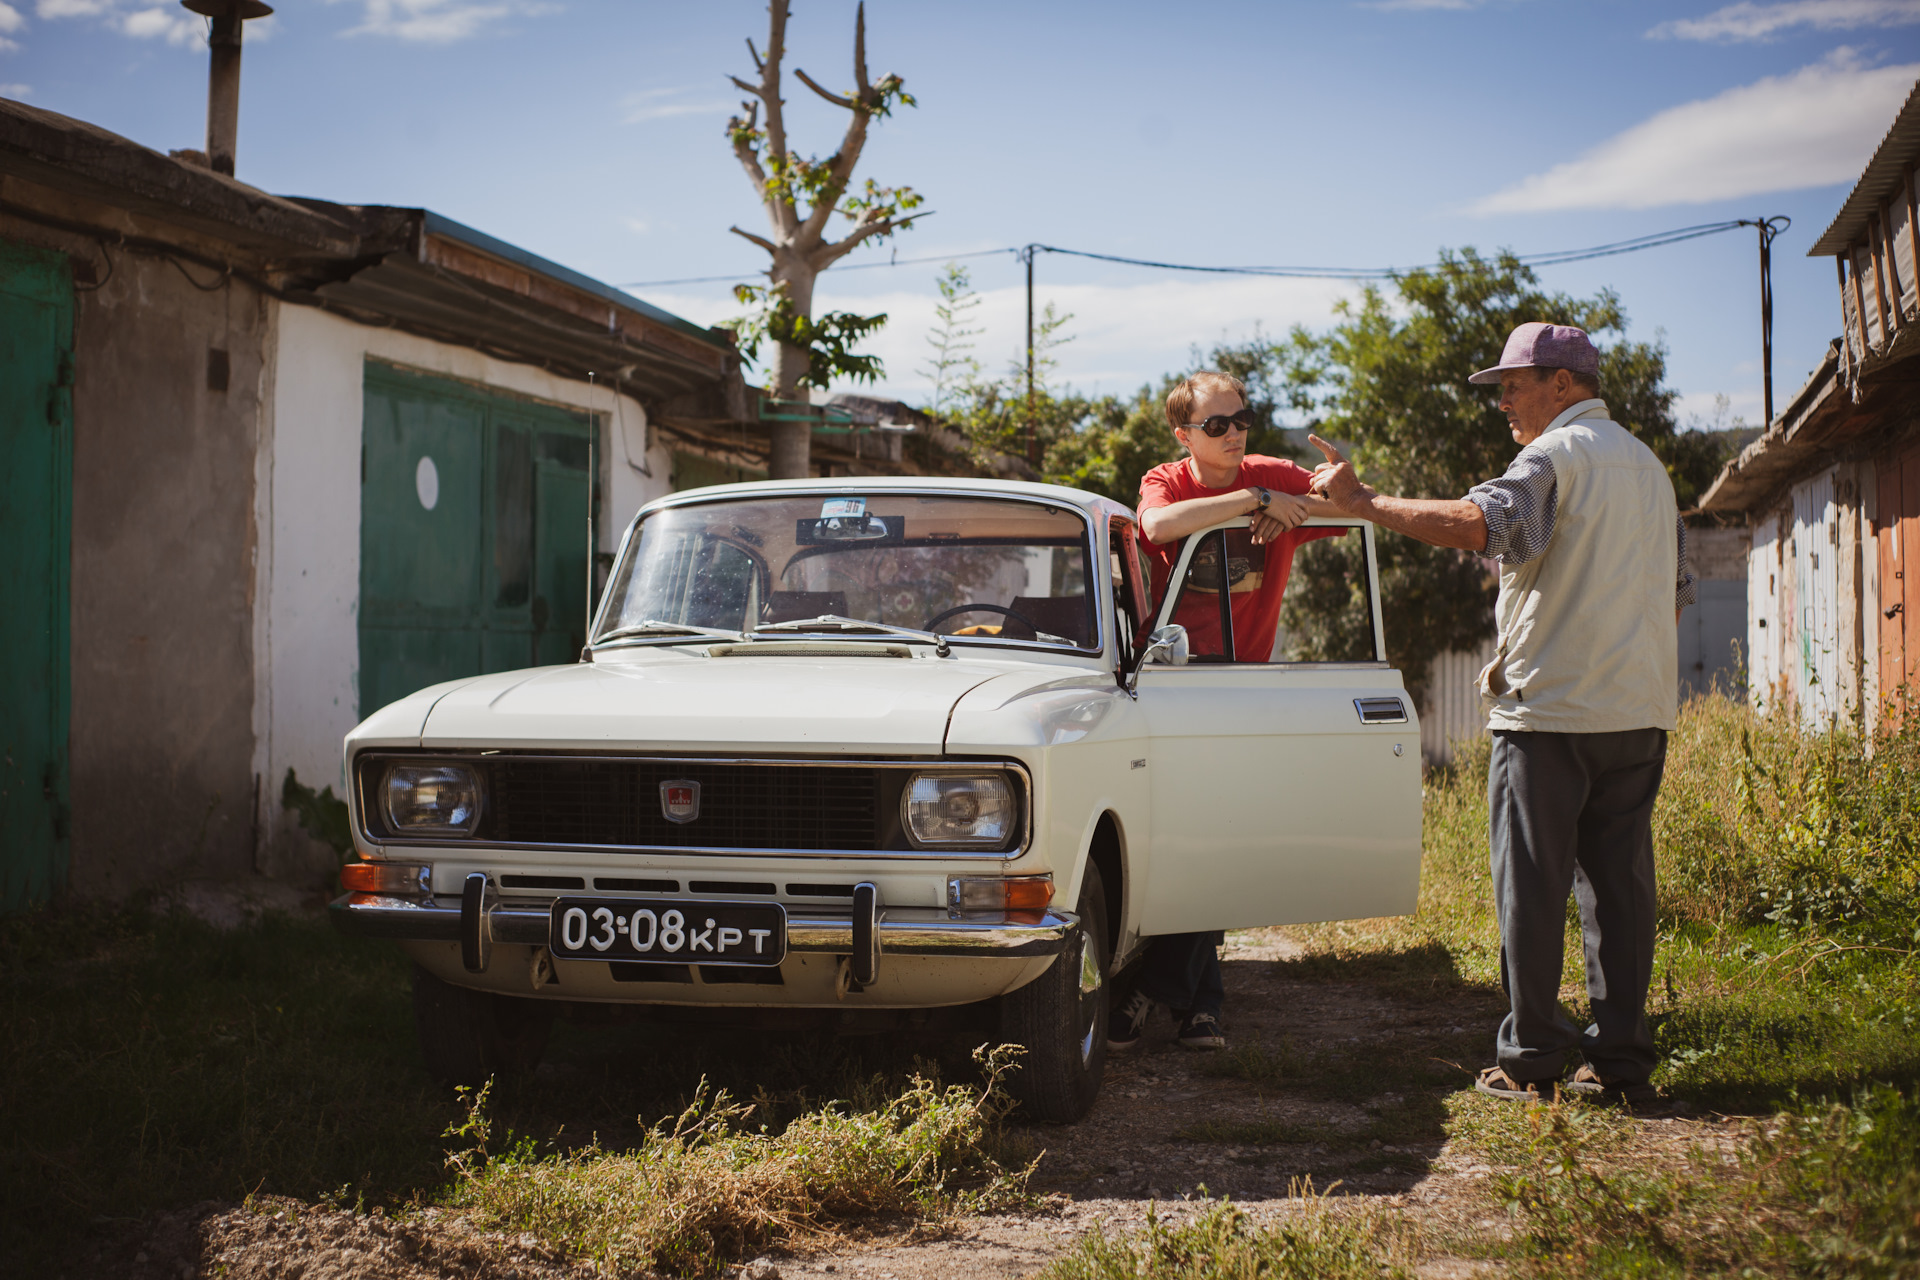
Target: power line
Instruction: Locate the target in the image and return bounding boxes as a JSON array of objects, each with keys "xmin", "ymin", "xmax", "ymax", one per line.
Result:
[
  {"xmin": 615, "ymin": 219, "xmax": 1770, "ymax": 290},
  {"xmin": 617, "ymin": 246, "xmax": 1013, "ymax": 288}
]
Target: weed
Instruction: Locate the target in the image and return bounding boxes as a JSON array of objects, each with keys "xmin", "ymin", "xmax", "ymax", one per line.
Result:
[
  {"xmin": 282, "ymin": 768, "xmax": 353, "ymax": 861},
  {"xmin": 1036, "ymin": 1191, "xmax": 1412, "ymax": 1280},
  {"xmin": 441, "ymin": 1046, "xmax": 1034, "ymax": 1276}
]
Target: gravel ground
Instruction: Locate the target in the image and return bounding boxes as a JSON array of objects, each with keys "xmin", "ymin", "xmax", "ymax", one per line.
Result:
[{"xmin": 100, "ymin": 926, "xmax": 1737, "ymax": 1280}]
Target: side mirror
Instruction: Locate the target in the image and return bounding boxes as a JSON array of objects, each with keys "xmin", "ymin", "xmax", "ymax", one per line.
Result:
[{"xmin": 1125, "ymin": 624, "xmax": 1188, "ymax": 694}]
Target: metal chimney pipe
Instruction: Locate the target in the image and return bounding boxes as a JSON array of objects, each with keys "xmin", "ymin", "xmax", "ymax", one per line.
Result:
[{"xmin": 181, "ymin": 0, "xmax": 273, "ymax": 177}]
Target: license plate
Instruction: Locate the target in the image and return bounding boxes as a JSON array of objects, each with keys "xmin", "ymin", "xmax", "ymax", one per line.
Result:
[{"xmin": 548, "ymin": 897, "xmax": 787, "ymax": 966}]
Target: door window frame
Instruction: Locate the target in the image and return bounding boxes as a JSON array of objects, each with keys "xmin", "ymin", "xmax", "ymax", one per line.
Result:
[{"xmin": 1148, "ymin": 516, "xmax": 1389, "ymax": 667}]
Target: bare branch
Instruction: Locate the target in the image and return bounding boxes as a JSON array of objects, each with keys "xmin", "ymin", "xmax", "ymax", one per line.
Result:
[
  {"xmin": 745, "ymin": 37, "xmax": 763, "ymax": 73},
  {"xmin": 793, "ymin": 68, "xmax": 855, "ymax": 110},
  {"xmin": 759, "ymin": 0, "xmax": 796, "ymax": 235},
  {"xmin": 729, "ymin": 225, "xmax": 779, "ymax": 255},
  {"xmin": 853, "ymin": 2, "xmax": 871, "ymax": 98},
  {"xmin": 729, "ymin": 100, "xmax": 771, "ymax": 202},
  {"xmin": 812, "ymin": 209, "xmax": 932, "ymax": 270},
  {"xmin": 728, "ymin": 75, "xmax": 764, "ymax": 99}
]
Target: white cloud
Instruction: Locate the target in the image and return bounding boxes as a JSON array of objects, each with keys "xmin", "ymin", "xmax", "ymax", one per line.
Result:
[
  {"xmin": 0, "ymin": 4, "xmax": 25, "ymax": 33},
  {"xmin": 622, "ymin": 87, "xmax": 732, "ymax": 124},
  {"xmin": 0, "ymin": 81, "xmax": 29, "ymax": 95},
  {"xmin": 1472, "ymin": 50, "xmax": 1919, "ymax": 212},
  {"xmin": 1651, "ymin": 0, "xmax": 1920, "ymax": 41},
  {"xmin": 122, "ymin": 6, "xmax": 203, "ymax": 45},
  {"xmin": 336, "ymin": 0, "xmax": 552, "ymax": 42},
  {"xmin": 0, "ymin": 39, "xmax": 18, "ymax": 51},
  {"xmin": 624, "ymin": 217, "xmax": 650, "ymax": 235},
  {"xmin": 35, "ymin": 0, "xmax": 109, "ymax": 16}
]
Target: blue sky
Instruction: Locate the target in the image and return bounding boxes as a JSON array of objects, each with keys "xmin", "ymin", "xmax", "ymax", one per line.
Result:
[{"xmin": 4, "ymin": 0, "xmax": 1918, "ymax": 430}]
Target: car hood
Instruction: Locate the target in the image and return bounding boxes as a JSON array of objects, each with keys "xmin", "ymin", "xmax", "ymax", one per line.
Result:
[{"xmin": 414, "ymin": 649, "xmax": 1024, "ymax": 754}]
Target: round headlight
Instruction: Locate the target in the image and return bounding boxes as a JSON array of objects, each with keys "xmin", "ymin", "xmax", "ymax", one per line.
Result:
[
  {"xmin": 383, "ymin": 763, "xmax": 483, "ymax": 835},
  {"xmin": 903, "ymin": 773, "xmax": 1014, "ymax": 848}
]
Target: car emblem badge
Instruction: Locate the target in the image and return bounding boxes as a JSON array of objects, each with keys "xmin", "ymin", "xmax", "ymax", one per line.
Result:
[{"xmin": 660, "ymin": 779, "xmax": 701, "ymax": 824}]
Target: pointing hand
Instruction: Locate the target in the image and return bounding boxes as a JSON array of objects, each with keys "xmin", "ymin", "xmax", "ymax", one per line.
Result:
[{"xmin": 1306, "ymin": 434, "xmax": 1364, "ymax": 509}]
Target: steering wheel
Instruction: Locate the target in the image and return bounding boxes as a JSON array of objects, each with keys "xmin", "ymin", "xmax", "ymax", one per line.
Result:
[{"xmin": 923, "ymin": 602, "xmax": 1042, "ymax": 637}]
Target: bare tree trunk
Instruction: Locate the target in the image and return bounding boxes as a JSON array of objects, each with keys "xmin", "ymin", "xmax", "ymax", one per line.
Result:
[{"xmin": 726, "ymin": 1, "xmax": 918, "ymax": 480}]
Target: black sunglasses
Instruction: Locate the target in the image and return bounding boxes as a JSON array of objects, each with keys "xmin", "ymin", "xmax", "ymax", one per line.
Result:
[{"xmin": 1183, "ymin": 408, "xmax": 1256, "ymax": 437}]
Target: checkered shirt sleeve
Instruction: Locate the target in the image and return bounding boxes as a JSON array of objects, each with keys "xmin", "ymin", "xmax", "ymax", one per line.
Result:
[{"xmin": 1465, "ymin": 445, "xmax": 1698, "ymax": 611}]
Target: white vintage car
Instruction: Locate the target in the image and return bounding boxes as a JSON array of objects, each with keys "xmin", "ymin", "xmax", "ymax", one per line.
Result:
[{"xmin": 331, "ymin": 477, "xmax": 1422, "ymax": 1122}]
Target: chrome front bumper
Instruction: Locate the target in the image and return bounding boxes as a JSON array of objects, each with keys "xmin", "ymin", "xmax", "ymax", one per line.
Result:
[{"xmin": 328, "ymin": 882, "xmax": 1077, "ymax": 981}]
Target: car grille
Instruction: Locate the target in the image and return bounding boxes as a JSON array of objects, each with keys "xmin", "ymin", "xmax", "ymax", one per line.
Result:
[{"xmin": 486, "ymin": 759, "xmax": 884, "ymax": 851}]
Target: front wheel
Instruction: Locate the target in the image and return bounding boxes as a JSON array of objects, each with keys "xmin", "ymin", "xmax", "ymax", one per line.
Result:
[
  {"xmin": 998, "ymin": 863, "xmax": 1109, "ymax": 1123},
  {"xmin": 411, "ymin": 964, "xmax": 555, "ymax": 1087}
]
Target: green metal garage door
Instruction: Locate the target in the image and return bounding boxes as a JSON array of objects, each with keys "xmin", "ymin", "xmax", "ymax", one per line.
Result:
[
  {"xmin": 0, "ymin": 241, "xmax": 73, "ymax": 911},
  {"xmin": 359, "ymin": 363, "xmax": 595, "ymax": 718}
]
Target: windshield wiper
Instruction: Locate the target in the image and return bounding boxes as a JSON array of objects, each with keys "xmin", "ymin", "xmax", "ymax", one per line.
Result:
[
  {"xmin": 595, "ymin": 619, "xmax": 745, "ymax": 644},
  {"xmin": 753, "ymin": 615, "xmax": 951, "ymax": 656}
]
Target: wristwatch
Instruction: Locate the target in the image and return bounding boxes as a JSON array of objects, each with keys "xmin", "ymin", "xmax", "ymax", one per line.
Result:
[{"xmin": 1251, "ymin": 486, "xmax": 1272, "ymax": 512}]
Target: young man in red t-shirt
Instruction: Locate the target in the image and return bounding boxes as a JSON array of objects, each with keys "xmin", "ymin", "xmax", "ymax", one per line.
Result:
[
  {"xmin": 1136, "ymin": 372, "xmax": 1333, "ymax": 660},
  {"xmin": 1110, "ymin": 370, "xmax": 1336, "ymax": 1053}
]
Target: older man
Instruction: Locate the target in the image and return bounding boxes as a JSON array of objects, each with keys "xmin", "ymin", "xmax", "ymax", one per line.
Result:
[{"xmin": 1308, "ymin": 323, "xmax": 1694, "ymax": 1105}]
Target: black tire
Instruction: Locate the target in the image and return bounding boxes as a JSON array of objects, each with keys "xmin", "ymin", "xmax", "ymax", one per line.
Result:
[
  {"xmin": 411, "ymin": 964, "xmax": 555, "ymax": 1087},
  {"xmin": 999, "ymin": 862, "xmax": 1110, "ymax": 1123}
]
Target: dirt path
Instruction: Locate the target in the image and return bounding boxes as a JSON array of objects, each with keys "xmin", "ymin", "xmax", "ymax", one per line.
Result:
[{"xmin": 117, "ymin": 927, "xmax": 1734, "ymax": 1280}]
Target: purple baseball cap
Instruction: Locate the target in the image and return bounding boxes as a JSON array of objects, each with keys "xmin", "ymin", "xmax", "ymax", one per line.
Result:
[{"xmin": 1468, "ymin": 322, "xmax": 1600, "ymax": 385}]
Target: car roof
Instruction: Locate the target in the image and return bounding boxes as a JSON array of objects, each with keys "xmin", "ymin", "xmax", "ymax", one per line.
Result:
[{"xmin": 637, "ymin": 475, "xmax": 1137, "ymax": 525}]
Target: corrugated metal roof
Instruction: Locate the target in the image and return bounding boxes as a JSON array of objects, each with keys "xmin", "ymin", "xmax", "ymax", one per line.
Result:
[{"xmin": 1810, "ymin": 78, "xmax": 1920, "ymax": 256}]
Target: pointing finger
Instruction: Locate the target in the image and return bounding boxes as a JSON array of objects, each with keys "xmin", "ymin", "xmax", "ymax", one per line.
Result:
[{"xmin": 1308, "ymin": 433, "xmax": 1345, "ymax": 464}]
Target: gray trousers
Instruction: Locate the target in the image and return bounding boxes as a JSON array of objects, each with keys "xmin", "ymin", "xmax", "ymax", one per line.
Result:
[{"xmin": 1489, "ymin": 727, "xmax": 1666, "ymax": 1085}]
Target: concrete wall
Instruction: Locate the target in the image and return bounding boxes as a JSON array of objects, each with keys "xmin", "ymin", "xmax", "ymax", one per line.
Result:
[
  {"xmin": 67, "ymin": 246, "xmax": 270, "ymax": 894},
  {"xmin": 256, "ymin": 304, "xmax": 673, "ymax": 877}
]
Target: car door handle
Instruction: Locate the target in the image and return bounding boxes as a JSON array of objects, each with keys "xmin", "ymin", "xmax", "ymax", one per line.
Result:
[{"xmin": 1354, "ymin": 697, "xmax": 1408, "ymax": 724}]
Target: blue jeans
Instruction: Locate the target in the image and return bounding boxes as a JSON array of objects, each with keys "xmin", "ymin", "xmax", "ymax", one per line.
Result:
[{"xmin": 1136, "ymin": 931, "xmax": 1225, "ymax": 1018}]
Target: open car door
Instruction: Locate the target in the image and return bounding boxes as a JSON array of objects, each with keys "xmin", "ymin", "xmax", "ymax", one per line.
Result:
[{"xmin": 1132, "ymin": 516, "xmax": 1423, "ymax": 935}]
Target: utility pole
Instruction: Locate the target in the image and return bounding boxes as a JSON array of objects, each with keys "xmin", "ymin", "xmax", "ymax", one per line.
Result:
[
  {"xmin": 1019, "ymin": 244, "xmax": 1038, "ymax": 466},
  {"xmin": 1738, "ymin": 216, "xmax": 1791, "ymax": 428}
]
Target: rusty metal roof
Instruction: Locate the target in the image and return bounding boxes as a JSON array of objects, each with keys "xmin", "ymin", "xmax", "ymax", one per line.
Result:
[{"xmin": 1810, "ymin": 77, "xmax": 1920, "ymax": 256}]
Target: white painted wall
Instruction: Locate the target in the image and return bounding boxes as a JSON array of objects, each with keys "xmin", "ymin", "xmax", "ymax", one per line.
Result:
[{"xmin": 254, "ymin": 303, "xmax": 672, "ymax": 870}]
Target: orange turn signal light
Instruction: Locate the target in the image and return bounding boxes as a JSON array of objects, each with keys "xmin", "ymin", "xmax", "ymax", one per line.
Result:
[
  {"xmin": 947, "ymin": 873, "xmax": 1053, "ymax": 913},
  {"xmin": 341, "ymin": 861, "xmax": 429, "ymax": 895}
]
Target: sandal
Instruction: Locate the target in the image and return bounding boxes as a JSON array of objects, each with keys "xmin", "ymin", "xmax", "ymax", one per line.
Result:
[
  {"xmin": 1474, "ymin": 1066, "xmax": 1547, "ymax": 1102},
  {"xmin": 1565, "ymin": 1064, "xmax": 1661, "ymax": 1107}
]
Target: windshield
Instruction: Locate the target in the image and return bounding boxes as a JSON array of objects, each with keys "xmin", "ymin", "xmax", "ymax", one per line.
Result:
[{"xmin": 595, "ymin": 493, "xmax": 1097, "ymax": 651}]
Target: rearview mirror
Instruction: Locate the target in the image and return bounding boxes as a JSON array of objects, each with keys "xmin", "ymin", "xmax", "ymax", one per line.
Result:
[{"xmin": 1125, "ymin": 624, "xmax": 1188, "ymax": 694}]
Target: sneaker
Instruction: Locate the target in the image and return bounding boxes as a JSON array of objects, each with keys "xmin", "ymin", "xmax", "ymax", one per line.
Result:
[
  {"xmin": 1176, "ymin": 1011, "xmax": 1226, "ymax": 1051},
  {"xmin": 1107, "ymin": 991, "xmax": 1156, "ymax": 1050}
]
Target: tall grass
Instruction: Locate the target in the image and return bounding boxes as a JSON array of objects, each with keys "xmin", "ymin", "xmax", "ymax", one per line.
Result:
[
  {"xmin": 1034, "ymin": 1193, "xmax": 1413, "ymax": 1280},
  {"xmin": 1402, "ymin": 695, "xmax": 1920, "ymax": 1278},
  {"xmin": 441, "ymin": 1049, "xmax": 1033, "ymax": 1277}
]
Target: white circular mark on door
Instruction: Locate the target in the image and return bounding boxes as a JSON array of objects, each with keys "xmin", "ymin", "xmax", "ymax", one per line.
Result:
[{"xmin": 415, "ymin": 455, "xmax": 440, "ymax": 510}]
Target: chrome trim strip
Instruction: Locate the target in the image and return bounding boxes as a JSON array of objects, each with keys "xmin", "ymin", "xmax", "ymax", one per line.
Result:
[
  {"xmin": 329, "ymin": 894, "xmax": 1076, "ymax": 959},
  {"xmin": 354, "ymin": 754, "xmax": 1035, "ymax": 859}
]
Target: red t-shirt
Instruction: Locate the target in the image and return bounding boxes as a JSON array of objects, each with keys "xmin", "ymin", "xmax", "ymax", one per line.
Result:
[{"xmin": 1137, "ymin": 455, "xmax": 1338, "ymax": 661}]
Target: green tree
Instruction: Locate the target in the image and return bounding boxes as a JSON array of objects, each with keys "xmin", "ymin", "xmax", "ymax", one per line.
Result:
[{"xmin": 1271, "ymin": 248, "xmax": 1727, "ymax": 706}]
